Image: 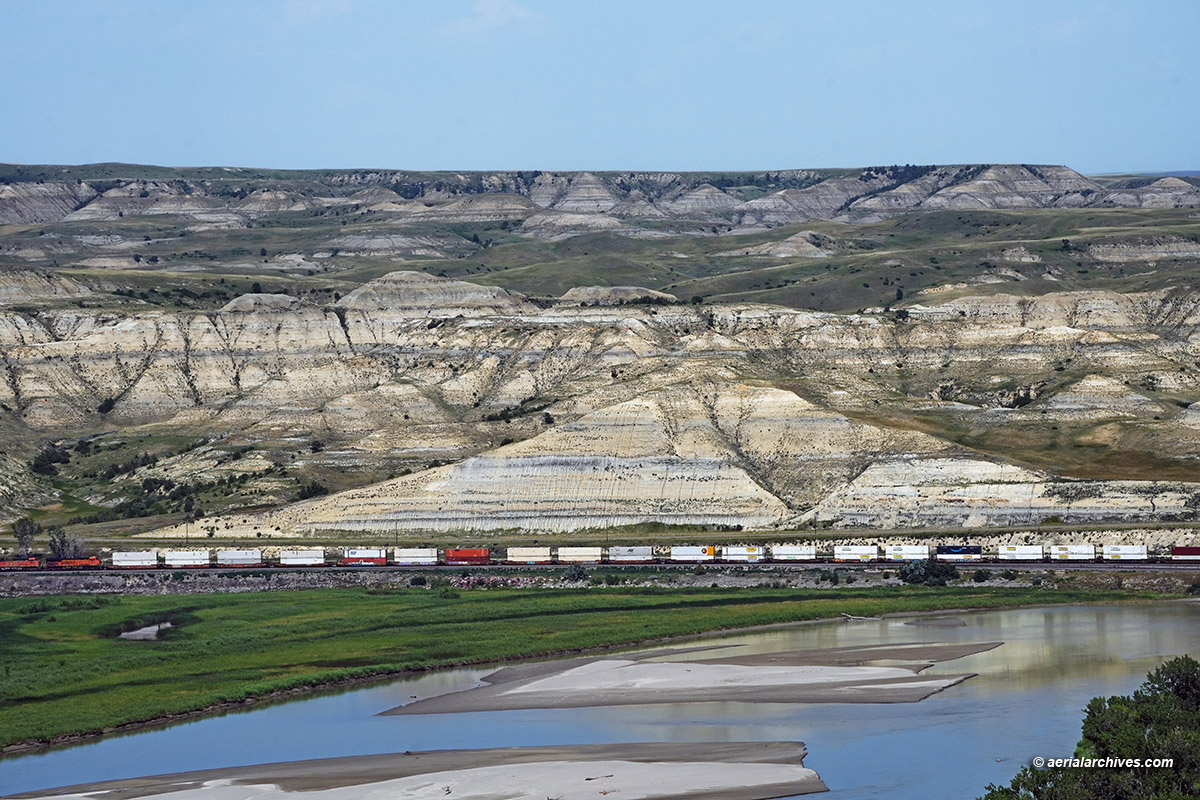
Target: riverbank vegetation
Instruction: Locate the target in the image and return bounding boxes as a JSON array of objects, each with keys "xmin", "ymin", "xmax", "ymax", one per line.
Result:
[
  {"xmin": 0, "ymin": 585, "xmax": 1160, "ymax": 750},
  {"xmin": 980, "ymin": 655, "xmax": 1200, "ymax": 799}
]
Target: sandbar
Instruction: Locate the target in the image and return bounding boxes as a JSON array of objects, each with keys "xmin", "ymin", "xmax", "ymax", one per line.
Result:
[
  {"xmin": 6, "ymin": 742, "xmax": 827, "ymax": 800},
  {"xmin": 384, "ymin": 641, "xmax": 1001, "ymax": 715}
]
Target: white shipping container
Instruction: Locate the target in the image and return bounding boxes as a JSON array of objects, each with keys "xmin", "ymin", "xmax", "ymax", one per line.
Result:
[
  {"xmin": 344, "ymin": 548, "xmax": 387, "ymax": 560},
  {"xmin": 163, "ymin": 550, "xmax": 211, "ymax": 568},
  {"xmin": 834, "ymin": 546, "xmax": 878, "ymax": 562},
  {"xmin": 216, "ymin": 549, "xmax": 263, "ymax": 566},
  {"xmin": 279, "ymin": 548, "xmax": 326, "ymax": 566},
  {"xmin": 770, "ymin": 545, "xmax": 817, "ymax": 561},
  {"xmin": 1102, "ymin": 545, "xmax": 1148, "ymax": 561},
  {"xmin": 506, "ymin": 547, "xmax": 553, "ymax": 564},
  {"xmin": 607, "ymin": 546, "xmax": 654, "ymax": 563},
  {"xmin": 997, "ymin": 545, "xmax": 1044, "ymax": 561},
  {"xmin": 112, "ymin": 551, "xmax": 158, "ymax": 568},
  {"xmin": 722, "ymin": 546, "xmax": 764, "ymax": 563},
  {"xmin": 557, "ymin": 546, "xmax": 603, "ymax": 563},
  {"xmin": 669, "ymin": 546, "xmax": 715, "ymax": 562},
  {"xmin": 1050, "ymin": 544, "xmax": 1095, "ymax": 560},
  {"xmin": 885, "ymin": 545, "xmax": 929, "ymax": 561},
  {"xmin": 393, "ymin": 548, "xmax": 439, "ymax": 565}
]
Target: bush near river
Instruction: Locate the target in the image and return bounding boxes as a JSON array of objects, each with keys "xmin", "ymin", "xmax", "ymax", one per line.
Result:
[{"xmin": 980, "ymin": 655, "xmax": 1200, "ymax": 799}]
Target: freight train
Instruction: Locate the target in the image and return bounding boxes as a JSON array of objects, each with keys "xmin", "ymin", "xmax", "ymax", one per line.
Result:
[{"xmin": 2, "ymin": 543, "xmax": 1200, "ymax": 571}]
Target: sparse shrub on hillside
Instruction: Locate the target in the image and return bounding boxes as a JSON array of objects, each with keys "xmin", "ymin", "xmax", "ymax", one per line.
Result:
[
  {"xmin": 296, "ymin": 481, "xmax": 328, "ymax": 500},
  {"xmin": 30, "ymin": 444, "xmax": 70, "ymax": 476}
]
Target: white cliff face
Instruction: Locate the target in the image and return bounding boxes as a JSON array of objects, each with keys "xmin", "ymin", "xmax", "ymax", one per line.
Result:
[
  {"xmin": 335, "ymin": 270, "xmax": 534, "ymax": 316},
  {"xmin": 0, "ymin": 270, "xmax": 94, "ymax": 306},
  {"xmin": 551, "ymin": 172, "xmax": 618, "ymax": 214},
  {"xmin": 0, "ymin": 181, "xmax": 98, "ymax": 224},
  {"xmin": 715, "ymin": 231, "xmax": 836, "ymax": 258},
  {"xmin": 149, "ymin": 384, "xmax": 952, "ymax": 537},
  {"xmin": 1104, "ymin": 177, "xmax": 1200, "ymax": 208},
  {"xmin": 1, "ymin": 271, "xmax": 1199, "ymax": 534},
  {"xmin": 810, "ymin": 457, "xmax": 1196, "ymax": 529},
  {"xmin": 919, "ymin": 165, "xmax": 1103, "ymax": 210},
  {"xmin": 1085, "ymin": 237, "xmax": 1200, "ymax": 262},
  {"xmin": 559, "ymin": 286, "xmax": 679, "ymax": 305}
]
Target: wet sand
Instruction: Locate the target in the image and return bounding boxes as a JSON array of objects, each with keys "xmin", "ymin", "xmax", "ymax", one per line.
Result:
[
  {"xmin": 6, "ymin": 742, "xmax": 827, "ymax": 800},
  {"xmin": 384, "ymin": 641, "xmax": 1002, "ymax": 715},
  {"xmin": 903, "ymin": 616, "xmax": 968, "ymax": 627}
]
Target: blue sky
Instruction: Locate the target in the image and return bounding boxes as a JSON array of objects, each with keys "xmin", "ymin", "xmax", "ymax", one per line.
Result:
[{"xmin": 1, "ymin": 0, "xmax": 1196, "ymax": 173}]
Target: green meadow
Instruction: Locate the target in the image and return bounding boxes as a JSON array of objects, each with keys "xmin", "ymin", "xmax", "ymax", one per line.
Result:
[{"xmin": 0, "ymin": 585, "xmax": 1152, "ymax": 749}]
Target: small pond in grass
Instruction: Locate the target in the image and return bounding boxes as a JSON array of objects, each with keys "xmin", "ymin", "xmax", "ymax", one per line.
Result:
[
  {"xmin": 117, "ymin": 622, "xmax": 173, "ymax": 640},
  {"xmin": 2, "ymin": 602, "xmax": 1198, "ymax": 799}
]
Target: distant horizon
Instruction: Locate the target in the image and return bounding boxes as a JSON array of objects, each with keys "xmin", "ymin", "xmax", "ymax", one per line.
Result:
[{"xmin": 2, "ymin": 160, "xmax": 1197, "ymax": 178}]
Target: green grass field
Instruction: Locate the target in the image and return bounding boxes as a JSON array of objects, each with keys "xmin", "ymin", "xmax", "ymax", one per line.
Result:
[{"xmin": 0, "ymin": 585, "xmax": 1153, "ymax": 749}]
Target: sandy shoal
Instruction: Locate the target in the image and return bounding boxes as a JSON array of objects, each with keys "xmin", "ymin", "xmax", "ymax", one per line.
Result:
[
  {"xmin": 7, "ymin": 742, "xmax": 826, "ymax": 800},
  {"xmin": 386, "ymin": 641, "xmax": 1001, "ymax": 714}
]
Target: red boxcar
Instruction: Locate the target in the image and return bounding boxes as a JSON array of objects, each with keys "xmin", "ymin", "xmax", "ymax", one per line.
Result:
[
  {"xmin": 45, "ymin": 556, "xmax": 102, "ymax": 570},
  {"xmin": 444, "ymin": 547, "xmax": 490, "ymax": 565},
  {"xmin": 0, "ymin": 558, "xmax": 40, "ymax": 570}
]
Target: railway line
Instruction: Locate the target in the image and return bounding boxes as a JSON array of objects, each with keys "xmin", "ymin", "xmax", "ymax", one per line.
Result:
[{"xmin": 5, "ymin": 542, "xmax": 1200, "ymax": 577}]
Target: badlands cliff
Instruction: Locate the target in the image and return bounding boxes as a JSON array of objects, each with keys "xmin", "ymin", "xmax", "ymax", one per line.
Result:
[
  {"xmin": 4, "ymin": 163, "xmax": 1199, "ymax": 235},
  {"xmin": 1, "ymin": 268, "xmax": 1197, "ymax": 534},
  {"xmin": 1, "ymin": 161, "xmax": 1198, "ymax": 534}
]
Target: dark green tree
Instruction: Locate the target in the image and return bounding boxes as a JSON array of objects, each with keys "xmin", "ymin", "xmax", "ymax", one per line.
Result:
[
  {"xmin": 980, "ymin": 655, "xmax": 1200, "ymax": 799},
  {"xmin": 13, "ymin": 517, "xmax": 40, "ymax": 557}
]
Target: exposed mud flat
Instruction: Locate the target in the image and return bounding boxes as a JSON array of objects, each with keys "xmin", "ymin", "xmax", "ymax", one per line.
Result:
[
  {"xmin": 383, "ymin": 641, "xmax": 1000, "ymax": 715},
  {"xmin": 5, "ymin": 742, "xmax": 827, "ymax": 800}
]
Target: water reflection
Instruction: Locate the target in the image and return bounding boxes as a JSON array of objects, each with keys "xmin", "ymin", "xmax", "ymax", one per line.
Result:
[{"xmin": 1, "ymin": 603, "xmax": 1197, "ymax": 800}]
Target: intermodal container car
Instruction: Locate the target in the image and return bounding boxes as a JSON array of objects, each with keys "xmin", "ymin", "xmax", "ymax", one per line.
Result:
[
  {"xmin": 722, "ymin": 546, "xmax": 765, "ymax": 563},
  {"xmin": 112, "ymin": 551, "xmax": 159, "ymax": 569},
  {"xmin": 279, "ymin": 548, "xmax": 327, "ymax": 567},
  {"xmin": 885, "ymin": 545, "xmax": 928, "ymax": 562},
  {"xmin": 163, "ymin": 550, "xmax": 212, "ymax": 568},
  {"xmin": 1171, "ymin": 546, "xmax": 1200, "ymax": 561},
  {"xmin": 770, "ymin": 544, "xmax": 817, "ymax": 561},
  {"xmin": 504, "ymin": 546, "xmax": 553, "ymax": 564},
  {"xmin": 833, "ymin": 546, "xmax": 878, "ymax": 563},
  {"xmin": 1049, "ymin": 544, "xmax": 1095, "ymax": 561},
  {"xmin": 444, "ymin": 548, "xmax": 490, "ymax": 565},
  {"xmin": 393, "ymin": 547, "xmax": 439, "ymax": 566},
  {"xmin": 935, "ymin": 545, "xmax": 983, "ymax": 562},
  {"xmin": 669, "ymin": 545, "xmax": 715, "ymax": 562},
  {"xmin": 997, "ymin": 545, "xmax": 1044, "ymax": 561},
  {"xmin": 557, "ymin": 546, "xmax": 603, "ymax": 564},
  {"xmin": 341, "ymin": 548, "xmax": 388, "ymax": 566},
  {"xmin": 216, "ymin": 549, "xmax": 264, "ymax": 567},
  {"xmin": 607, "ymin": 545, "xmax": 654, "ymax": 563},
  {"xmin": 1102, "ymin": 545, "xmax": 1148, "ymax": 561}
]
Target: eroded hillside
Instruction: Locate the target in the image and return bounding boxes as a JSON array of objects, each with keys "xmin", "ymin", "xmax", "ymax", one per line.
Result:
[{"xmin": 1, "ymin": 162, "xmax": 1198, "ymax": 538}]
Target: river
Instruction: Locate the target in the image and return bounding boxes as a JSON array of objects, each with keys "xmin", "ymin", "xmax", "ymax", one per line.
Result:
[{"xmin": 2, "ymin": 602, "xmax": 1197, "ymax": 799}]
